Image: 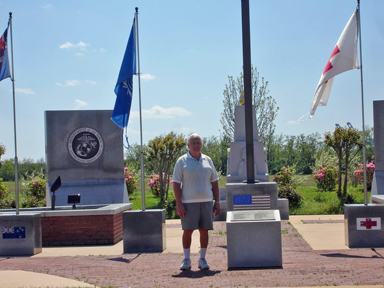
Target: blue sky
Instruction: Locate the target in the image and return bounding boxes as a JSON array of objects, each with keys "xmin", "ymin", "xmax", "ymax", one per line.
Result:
[{"xmin": 1, "ymin": 0, "xmax": 384, "ymax": 161}]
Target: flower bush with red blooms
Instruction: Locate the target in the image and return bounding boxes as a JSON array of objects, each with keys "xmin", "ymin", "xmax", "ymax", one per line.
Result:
[
  {"xmin": 313, "ymin": 165, "xmax": 338, "ymax": 192},
  {"xmin": 354, "ymin": 161, "xmax": 375, "ymax": 190},
  {"xmin": 124, "ymin": 167, "xmax": 137, "ymax": 194},
  {"xmin": 148, "ymin": 173, "xmax": 172, "ymax": 197},
  {"xmin": 272, "ymin": 167, "xmax": 303, "ymax": 207}
]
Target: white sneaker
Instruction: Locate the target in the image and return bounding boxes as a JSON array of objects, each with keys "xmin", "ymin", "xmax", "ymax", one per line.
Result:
[
  {"xmin": 198, "ymin": 258, "xmax": 210, "ymax": 270},
  {"xmin": 180, "ymin": 259, "xmax": 191, "ymax": 270}
]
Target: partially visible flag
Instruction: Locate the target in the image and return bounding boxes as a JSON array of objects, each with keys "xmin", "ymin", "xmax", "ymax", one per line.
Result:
[
  {"xmin": 233, "ymin": 194, "xmax": 270, "ymax": 210},
  {"xmin": 111, "ymin": 19, "xmax": 136, "ymax": 129},
  {"xmin": 0, "ymin": 27, "xmax": 10, "ymax": 82},
  {"xmin": 310, "ymin": 10, "xmax": 359, "ymax": 117}
]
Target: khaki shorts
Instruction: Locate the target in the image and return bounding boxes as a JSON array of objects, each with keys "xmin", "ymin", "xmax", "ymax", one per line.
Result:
[{"xmin": 181, "ymin": 201, "xmax": 214, "ymax": 230}]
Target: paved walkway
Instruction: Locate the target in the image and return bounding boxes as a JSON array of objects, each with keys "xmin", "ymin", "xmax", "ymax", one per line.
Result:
[{"xmin": 1, "ymin": 215, "xmax": 384, "ymax": 288}]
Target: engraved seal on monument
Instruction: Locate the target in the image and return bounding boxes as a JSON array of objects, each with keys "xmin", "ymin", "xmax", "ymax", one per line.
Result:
[{"xmin": 68, "ymin": 127, "xmax": 104, "ymax": 163}]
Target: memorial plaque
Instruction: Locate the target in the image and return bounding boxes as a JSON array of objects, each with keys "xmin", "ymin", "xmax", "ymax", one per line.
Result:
[{"xmin": 232, "ymin": 210, "xmax": 275, "ymax": 222}]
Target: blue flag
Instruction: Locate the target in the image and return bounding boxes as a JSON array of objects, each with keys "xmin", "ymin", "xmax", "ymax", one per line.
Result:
[
  {"xmin": 0, "ymin": 27, "xmax": 10, "ymax": 82},
  {"xmin": 111, "ymin": 19, "xmax": 136, "ymax": 129}
]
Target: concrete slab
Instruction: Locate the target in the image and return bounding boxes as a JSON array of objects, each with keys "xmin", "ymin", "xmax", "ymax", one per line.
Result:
[
  {"xmin": 289, "ymin": 215, "xmax": 348, "ymax": 250},
  {"xmin": 0, "ymin": 270, "xmax": 96, "ymax": 288}
]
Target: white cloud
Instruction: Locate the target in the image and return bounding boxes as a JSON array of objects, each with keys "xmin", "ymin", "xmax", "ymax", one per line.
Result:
[
  {"xmin": 41, "ymin": 3, "xmax": 52, "ymax": 9},
  {"xmin": 85, "ymin": 80, "xmax": 97, "ymax": 85},
  {"xmin": 131, "ymin": 105, "xmax": 192, "ymax": 119},
  {"xmin": 287, "ymin": 120, "xmax": 299, "ymax": 125},
  {"xmin": 15, "ymin": 88, "xmax": 35, "ymax": 95},
  {"xmin": 75, "ymin": 52, "xmax": 85, "ymax": 57},
  {"xmin": 55, "ymin": 80, "xmax": 97, "ymax": 87},
  {"xmin": 59, "ymin": 41, "xmax": 90, "ymax": 51},
  {"xmin": 141, "ymin": 74, "xmax": 155, "ymax": 81},
  {"xmin": 55, "ymin": 80, "xmax": 81, "ymax": 87},
  {"xmin": 74, "ymin": 99, "xmax": 87, "ymax": 110}
]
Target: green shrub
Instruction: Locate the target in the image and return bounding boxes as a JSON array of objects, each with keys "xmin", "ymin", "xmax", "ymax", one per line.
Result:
[
  {"xmin": 277, "ymin": 184, "xmax": 303, "ymax": 208},
  {"xmin": 21, "ymin": 178, "xmax": 46, "ymax": 208},
  {"xmin": 273, "ymin": 166, "xmax": 303, "ymax": 207},
  {"xmin": 124, "ymin": 167, "xmax": 138, "ymax": 194},
  {"xmin": 313, "ymin": 165, "xmax": 338, "ymax": 192}
]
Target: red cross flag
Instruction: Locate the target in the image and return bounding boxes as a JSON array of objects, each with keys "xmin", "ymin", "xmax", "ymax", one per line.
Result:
[
  {"xmin": 310, "ymin": 10, "xmax": 359, "ymax": 117},
  {"xmin": 357, "ymin": 217, "xmax": 381, "ymax": 230}
]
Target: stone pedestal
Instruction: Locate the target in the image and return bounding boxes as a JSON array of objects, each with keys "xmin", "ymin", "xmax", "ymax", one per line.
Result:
[
  {"xmin": 45, "ymin": 110, "xmax": 128, "ymax": 207},
  {"xmin": 214, "ymin": 188, "xmax": 227, "ymax": 221},
  {"xmin": 227, "ymin": 210, "xmax": 282, "ymax": 268},
  {"xmin": 226, "ymin": 182, "xmax": 278, "ymax": 212},
  {"xmin": 123, "ymin": 209, "xmax": 166, "ymax": 253},
  {"xmin": 277, "ymin": 198, "xmax": 289, "ymax": 220},
  {"xmin": 226, "ymin": 105, "xmax": 269, "ymax": 183},
  {"xmin": 370, "ymin": 101, "xmax": 384, "ymax": 202},
  {"xmin": 344, "ymin": 204, "xmax": 384, "ymax": 248},
  {"xmin": 0, "ymin": 213, "xmax": 42, "ymax": 256}
]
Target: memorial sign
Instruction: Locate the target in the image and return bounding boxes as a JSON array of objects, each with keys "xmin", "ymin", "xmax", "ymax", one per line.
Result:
[{"xmin": 45, "ymin": 110, "xmax": 128, "ymax": 206}]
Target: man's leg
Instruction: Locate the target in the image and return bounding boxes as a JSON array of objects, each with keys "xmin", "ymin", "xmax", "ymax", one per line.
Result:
[
  {"xmin": 180, "ymin": 229, "xmax": 193, "ymax": 270},
  {"xmin": 183, "ymin": 229, "xmax": 194, "ymax": 249}
]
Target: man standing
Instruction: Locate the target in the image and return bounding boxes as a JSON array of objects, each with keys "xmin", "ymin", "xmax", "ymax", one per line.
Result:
[{"xmin": 172, "ymin": 133, "xmax": 220, "ymax": 270}]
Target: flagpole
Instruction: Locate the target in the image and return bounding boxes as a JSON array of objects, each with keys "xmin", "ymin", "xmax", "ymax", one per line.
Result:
[
  {"xmin": 357, "ymin": 1, "xmax": 367, "ymax": 205},
  {"xmin": 9, "ymin": 12, "xmax": 19, "ymax": 215},
  {"xmin": 135, "ymin": 7, "xmax": 145, "ymax": 212}
]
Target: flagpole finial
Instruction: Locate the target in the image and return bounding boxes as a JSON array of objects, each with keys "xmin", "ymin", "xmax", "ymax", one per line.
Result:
[
  {"xmin": 9, "ymin": 12, "xmax": 12, "ymax": 17},
  {"xmin": 135, "ymin": 7, "xmax": 138, "ymax": 13}
]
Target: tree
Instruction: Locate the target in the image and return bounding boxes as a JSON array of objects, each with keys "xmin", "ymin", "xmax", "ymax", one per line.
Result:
[
  {"xmin": 146, "ymin": 133, "xmax": 187, "ymax": 203},
  {"xmin": 324, "ymin": 126, "xmax": 363, "ymax": 197},
  {"xmin": 220, "ymin": 67, "xmax": 279, "ymax": 152},
  {"xmin": 201, "ymin": 134, "xmax": 231, "ymax": 176},
  {"xmin": 0, "ymin": 144, "xmax": 5, "ymax": 168}
]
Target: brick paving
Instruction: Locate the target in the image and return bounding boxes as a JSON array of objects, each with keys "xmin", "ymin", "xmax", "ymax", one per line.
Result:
[{"xmin": 1, "ymin": 220, "xmax": 384, "ymax": 287}]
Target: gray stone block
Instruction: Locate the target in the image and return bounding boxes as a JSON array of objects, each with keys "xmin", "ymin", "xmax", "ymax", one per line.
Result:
[
  {"xmin": 277, "ymin": 198, "xmax": 289, "ymax": 220},
  {"xmin": 227, "ymin": 210, "xmax": 282, "ymax": 268},
  {"xmin": 45, "ymin": 110, "xmax": 127, "ymax": 206},
  {"xmin": 214, "ymin": 200, "xmax": 227, "ymax": 221},
  {"xmin": 0, "ymin": 213, "xmax": 42, "ymax": 256},
  {"xmin": 123, "ymin": 209, "xmax": 166, "ymax": 253},
  {"xmin": 344, "ymin": 204, "xmax": 384, "ymax": 248}
]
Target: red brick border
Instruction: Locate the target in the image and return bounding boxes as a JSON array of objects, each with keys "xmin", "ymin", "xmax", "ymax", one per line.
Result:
[{"xmin": 41, "ymin": 212, "xmax": 123, "ymax": 246}]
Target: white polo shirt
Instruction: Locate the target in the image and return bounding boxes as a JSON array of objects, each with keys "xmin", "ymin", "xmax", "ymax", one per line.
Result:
[{"xmin": 172, "ymin": 152, "xmax": 219, "ymax": 203}]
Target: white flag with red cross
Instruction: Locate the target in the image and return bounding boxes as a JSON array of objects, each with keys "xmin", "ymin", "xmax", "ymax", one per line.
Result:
[
  {"xmin": 310, "ymin": 10, "xmax": 359, "ymax": 117},
  {"xmin": 356, "ymin": 217, "xmax": 381, "ymax": 230}
]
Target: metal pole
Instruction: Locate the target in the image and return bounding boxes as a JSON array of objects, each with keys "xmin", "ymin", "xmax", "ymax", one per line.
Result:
[
  {"xmin": 135, "ymin": 7, "xmax": 145, "ymax": 211},
  {"xmin": 9, "ymin": 12, "xmax": 19, "ymax": 215},
  {"xmin": 241, "ymin": 0, "xmax": 255, "ymax": 183},
  {"xmin": 357, "ymin": 1, "xmax": 367, "ymax": 205}
]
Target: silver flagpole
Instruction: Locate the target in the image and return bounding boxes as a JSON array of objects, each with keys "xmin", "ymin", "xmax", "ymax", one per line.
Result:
[
  {"xmin": 357, "ymin": 1, "xmax": 368, "ymax": 205},
  {"xmin": 135, "ymin": 7, "xmax": 145, "ymax": 212},
  {"xmin": 9, "ymin": 12, "xmax": 19, "ymax": 215}
]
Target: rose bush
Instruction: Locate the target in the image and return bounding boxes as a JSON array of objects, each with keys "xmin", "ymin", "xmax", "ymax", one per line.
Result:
[
  {"xmin": 148, "ymin": 173, "xmax": 171, "ymax": 197},
  {"xmin": 313, "ymin": 165, "xmax": 338, "ymax": 192},
  {"xmin": 124, "ymin": 167, "xmax": 137, "ymax": 194},
  {"xmin": 354, "ymin": 161, "xmax": 375, "ymax": 190}
]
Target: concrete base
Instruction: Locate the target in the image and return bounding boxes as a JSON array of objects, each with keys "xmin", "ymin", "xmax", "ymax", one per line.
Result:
[
  {"xmin": 277, "ymin": 198, "xmax": 289, "ymax": 220},
  {"xmin": 344, "ymin": 204, "xmax": 384, "ymax": 248},
  {"xmin": 226, "ymin": 182, "xmax": 278, "ymax": 212},
  {"xmin": 46, "ymin": 179, "xmax": 129, "ymax": 207},
  {"xmin": 370, "ymin": 171, "xmax": 384, "ymax": 203},
  {"xmin": 214, "ymin": 200, "xmax": 227, "ymax": 221},
  {"xmin": 227, "ymin": 210, "xmax": 282, "ymax": 268},
  {"xmin": 123, "ymin": 209, "xmax": 166, "ymax": 253},
  {"xmin": 0, "ymin": 213, "xmax": 42, "ymax": 256}
]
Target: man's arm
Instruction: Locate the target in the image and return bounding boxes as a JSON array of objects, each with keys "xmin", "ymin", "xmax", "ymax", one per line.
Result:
[
  {"xmin": 211, "ymin": 180, "xmax": 220, "ymax": 216},
  {"xmin": 173, "ymin": 182, "xmax": 186, "ymax": 217}
]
